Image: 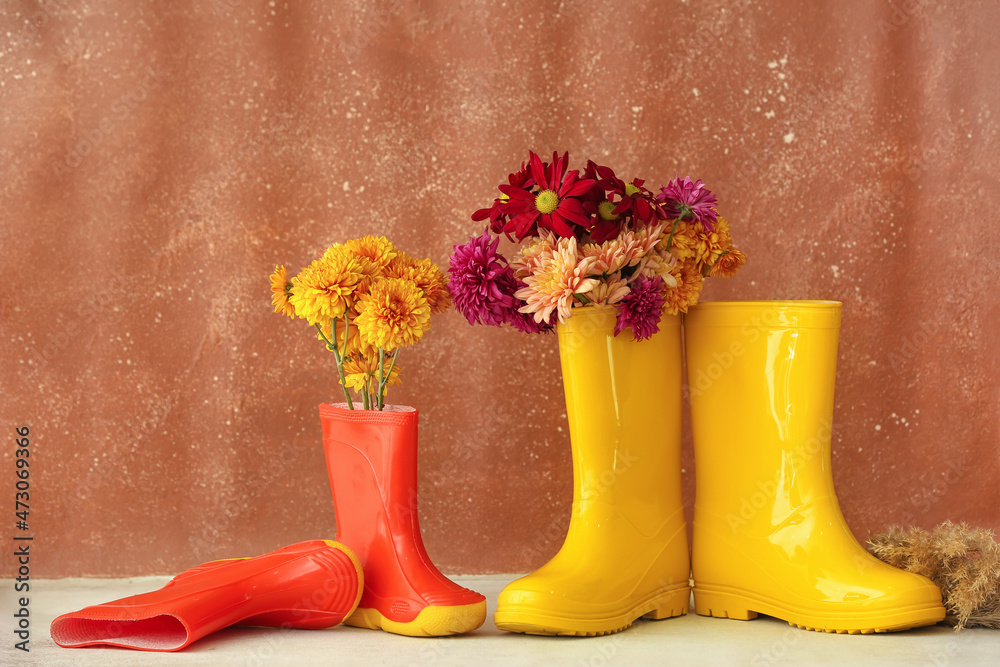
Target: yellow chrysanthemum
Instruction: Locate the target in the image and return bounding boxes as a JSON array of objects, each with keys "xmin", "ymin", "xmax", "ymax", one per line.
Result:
[
  {"xmin": 663, "ymin": 259, "xmax": 703, "ymax": 316},
  {"xmin": 341, "ymin": 235, "xmax": 397, "ymax": 271},
  {"xmin": 289, "ymin": 254, "xmax": 363, "ymax": 325},
  {"xmin": 269, "ymin": 264, "xmax": 295, "ymax": 318},
  {"xmin": 331, "ymin": 236, "xmax": 395, "ymax": 298},
  {"xmin": 325, "ymin": 242, "xmax": 384, "ymax": 290},
  {"xmin": 386, "ymin": 253, "xmax": 451, "ymax": 314},
  {"xmin": 342, "ymin": 350, "xmax": 402, "ymax": 396},
  {"xmin": 355, "ymin": 278, "xmax": 431, "ymax": 351},
  {"xmin": 669, "ymin": 218, "xmax": 730, "ymax": 271},
  {"xmin": 707, "ymin": 247, "xmax": 747, "ymax": 278}
]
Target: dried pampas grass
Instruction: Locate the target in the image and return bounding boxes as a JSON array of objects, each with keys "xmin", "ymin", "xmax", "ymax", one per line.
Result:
[{"xmin": 867, "ymin": 521, "xmax": 1000, "ymax": 630}]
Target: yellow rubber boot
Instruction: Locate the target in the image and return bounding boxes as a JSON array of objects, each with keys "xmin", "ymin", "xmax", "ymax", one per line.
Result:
[
  {"xmin": 685, "ymin": 301, "xmax": 945, "ymax": 634},
  {"xmin": 494, "ymin": 307, "xmax": 690, "ymax": 636}
]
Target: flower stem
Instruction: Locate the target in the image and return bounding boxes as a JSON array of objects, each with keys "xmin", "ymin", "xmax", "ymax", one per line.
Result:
[
  {"xmin": 377, "ymin": 348, "xmax": 386, "ymax": 411},
  {"xmin": 378, "ymin": 349, "xmax": 399, "ymax": 410},
  {"xmin": 665, "ymin": 217, "xmax": 682, "ymax": 252},
  {"xmin": 341, "ymin": 312, "xmax": 351, "ymax": 359},
  {"xmin": 704, "ymin": 249, "xmax": 731, "ymax": 276},
  {"xmin": 315, "ymin": 321, "xmax": 353, "ymax": 410}
]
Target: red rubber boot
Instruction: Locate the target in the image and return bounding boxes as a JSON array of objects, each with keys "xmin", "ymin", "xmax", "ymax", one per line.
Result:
[
  {"xmin": 50, "ymin": 540, "xmax": 363, "ymax": 651},
  {"xmin": 319, "ymin": 403, "xmax": 487, "ymax": 636}
]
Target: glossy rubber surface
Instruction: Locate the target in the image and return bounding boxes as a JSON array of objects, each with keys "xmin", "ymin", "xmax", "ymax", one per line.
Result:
[
  {"xmin": 320, "ymin": 404, "xmax": 487, "ymax": 637},
  {"xmin": 495, "ymin": 307, "xmax": 690, "ymax": 636},
  {"xmin": 686, "ymin": 301, "xmax": 945, "ymax": 634},
  {"xmin": 50, "ymin": 540, "xmax": 364, "ymax": 651}
]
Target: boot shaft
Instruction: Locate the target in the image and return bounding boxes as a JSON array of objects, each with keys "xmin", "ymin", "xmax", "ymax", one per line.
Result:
[
  {"xmin": 557, "ymin": 308, "xmax": 683, "ymax": 526},
  {"xmin": 686, "ymin": 301, "xmax": 842, "ymax": 519},
  {"xmin": 319, "ymin": 404, "xmax": 422, "ymax": 554}
]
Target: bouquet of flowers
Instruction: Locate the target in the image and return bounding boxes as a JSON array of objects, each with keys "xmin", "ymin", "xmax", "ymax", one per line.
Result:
[
  {"xmin": 270, "ymin": 236, "xmax": 450, "ymax": 410},
  {"xmin": 448, "ymin": 151, "xmax": 746, "ymax": 340}
]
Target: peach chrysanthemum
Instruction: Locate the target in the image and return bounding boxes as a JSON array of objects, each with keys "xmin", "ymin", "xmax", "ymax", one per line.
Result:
[
  {"xmin": 269, "ymin": 264, "xmax": 295, "ymax": 318},
  {"xmin": 707, "ymin": 247, "xmax": 747, "ymax": 278},
  {"xmin": 589, "ymin": 276, "xmax": 631, "ymax": 305},
  {"xmin": 581, "ymin": 223, "xmax": 664, "ymax": 275},
  {"xmin": 514, "ymin": 236, "xmax": 599, "ymax": 324},
  {"xmin": 289, "ymin": 254, "xmax": 363, "ymax": 325},
  {"xmin": 343, "ymin": 350, "xmax": 402, "ymax": 396},
  {"xmin": 637, "ymin": 244, "xmax": 679, "ymax": 288},
  {"xmin": 386, "ymin": 252, "xmax": 452, "ymax": 314},
  {"xmin": 663, "ymin": 259, "xmax": 703, "ymax": 315},
  {"xmin": 511, "ymin": 231, "xmax": 558, "ymax": 281},
  {"xmin": 355, "ymin": 278, "xmax": 431, "ymax": 351}
]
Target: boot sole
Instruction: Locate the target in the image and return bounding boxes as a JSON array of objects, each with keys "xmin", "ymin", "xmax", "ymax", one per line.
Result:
[
  {"xmin": 694, "ymin": 583, "xmax": 946, "ymax": 634},
  {"xmin": 344, "ymin": 601, "xmax": 487, "ymax": 637},
  {"xmin": 494, "ymin": 584, "xmax": 689, "ymax": 637}
]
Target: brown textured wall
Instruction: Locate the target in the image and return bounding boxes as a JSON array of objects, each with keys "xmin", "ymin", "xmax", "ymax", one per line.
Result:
[{"xmin": 1, "ymin": 0, "xmax": 998, "ymax": 578}]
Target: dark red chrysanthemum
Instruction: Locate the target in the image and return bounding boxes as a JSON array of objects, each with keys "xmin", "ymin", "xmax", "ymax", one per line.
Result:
[
  {"xmin": 498, "ymin": 151, "xmax": 596, "ymax": 240},
  {"xmin": 594, "ymin": 163, "xmax": 664, "ymax": 227},
  {"xmin": 472, "ymin": 160, "xmax": 534, "ymax": 234},
  {"xmin": 614, "ymin": 275, "xmax": 666, "ymax": 341},
  {"xmin": 577, "ymin": 160, "xmax": 622, "ymax": 242},
  {"xmin": 656, "ymin": 176, "xmax": 719, "ymax": 231}
]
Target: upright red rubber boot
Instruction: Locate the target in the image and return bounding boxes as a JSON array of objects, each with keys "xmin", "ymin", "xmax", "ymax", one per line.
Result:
[
  {"xmin": 320, "ymin": 403, "xmax": 487, "ymax": 636},
  {"xmin": 50, "ymin": 540, "xmax": 363, "ymax": 651}
]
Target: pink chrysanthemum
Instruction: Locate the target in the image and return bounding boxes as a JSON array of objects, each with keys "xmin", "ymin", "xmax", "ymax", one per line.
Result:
[
  {"xmin": 657, "ymin": 176, "xmax": 719, "ymax": 231},
  {"xmin": 614, "ymin": 275, "xmax": 666, "ymax": 341},
  {"xmin": 448, "ymin": 230, "xmax": 517, "ymax": 327}
]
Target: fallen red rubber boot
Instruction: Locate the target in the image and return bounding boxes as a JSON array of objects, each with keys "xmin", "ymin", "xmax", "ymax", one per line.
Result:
[
  {"xmin": 50, "ymin": 540, "xmax": 363, "ymax": 651},
  {"xmin": 320, "ymin": 403, "xmax": 487, "ymax": 636}
]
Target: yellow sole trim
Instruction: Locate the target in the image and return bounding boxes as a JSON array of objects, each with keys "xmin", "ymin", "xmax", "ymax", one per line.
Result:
[
  {"xmin": 320, "ymin": 540, "xmax": 366, "ymax": 617},
  {"xmin": 494, "ymin": 585, "xmax": 690, "ymax": 637},
  {"xmin": 344, "ymin": 601, "xmax": 487, "ymax": 637},
  {"xmin": 693, "ymin": 584, "xmax": 946, "ymax": 634}
]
